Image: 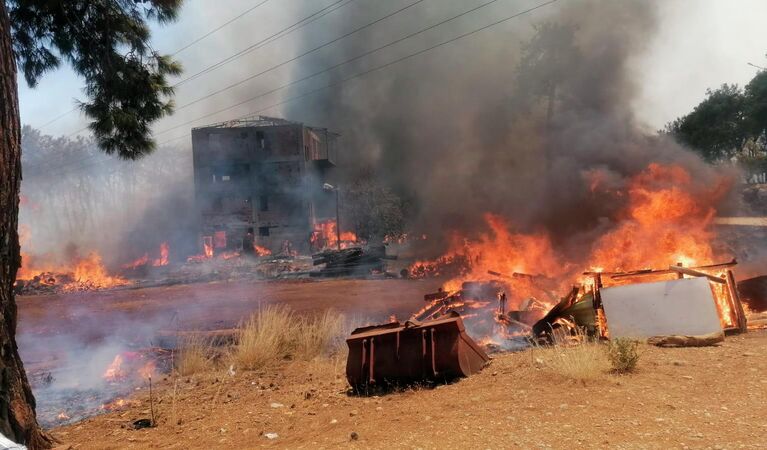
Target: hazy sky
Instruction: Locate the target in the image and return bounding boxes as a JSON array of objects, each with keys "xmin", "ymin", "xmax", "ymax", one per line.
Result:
[{"xmin": 16, "ymin": 0, "xmax": 767, "ymax": 141}]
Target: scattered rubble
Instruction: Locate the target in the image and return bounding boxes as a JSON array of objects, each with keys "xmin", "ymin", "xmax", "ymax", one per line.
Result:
[{"xmin": 311, "ymin": 245, "xmax": 396, "ymax": 277}]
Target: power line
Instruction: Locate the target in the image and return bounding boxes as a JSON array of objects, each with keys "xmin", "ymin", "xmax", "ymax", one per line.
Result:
[
  {"xmin": 31, "ymin": 0, "xmax": 277, "ymax": 131},
  {"xmin": 27, "ymin": 0, "xmax": 356, "ymax": 171},
  {"xmin": 171, "ymin": 0, "xmax": 272, "ymax": 56},
  {"xmin": 175, "ymin": 0, "xmax": 428, "ymax": 110},
  {"xmin": 159, "ymin": 0, "xmax": 506, "ymax": 135},
  {"xmin": 34, "ymin": 0, "xmax": 561, "ymax": 178},
  {"xmin": 36, "ymin": 107, "xmax": 78, "ymax": 130},
  {"xmin": 173, "ymin": 0, "xmax": 355, "ymax": 87}
]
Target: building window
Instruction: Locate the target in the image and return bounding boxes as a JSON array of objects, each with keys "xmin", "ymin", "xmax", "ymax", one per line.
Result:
[
  {"xmin": 221, "ymin": 175, "xmax": 231, "ymax": 181},
  {"xmin": 258, "ymin": 226, "xmax": 270, "ymax": 237},
  {"xmin": 256, "ymin": 131, "xmax": 265, "ymax": 149},
  {"xmin": 259, "ymin": 195, "xmax": 269, "ymax": 212}
]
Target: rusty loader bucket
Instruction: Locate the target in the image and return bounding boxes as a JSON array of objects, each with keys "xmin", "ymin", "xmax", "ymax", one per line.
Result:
[{"xmin": 345, "ymin": 313, "xmax": 490, "ymax": 388}]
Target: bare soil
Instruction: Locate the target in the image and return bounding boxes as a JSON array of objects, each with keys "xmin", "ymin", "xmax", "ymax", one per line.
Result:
[
  {"xmin": 17, "ymin": 279, "xmax": 767, "ymax": 449},
  {"xmin": 51, "ymin": 334, "xmax": 767, "ymax": 449}
]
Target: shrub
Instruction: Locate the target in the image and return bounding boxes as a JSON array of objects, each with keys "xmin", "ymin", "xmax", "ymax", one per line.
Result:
[{"xmin": 606, "ymin": 338, "xmax": 640, "ymax": 373}]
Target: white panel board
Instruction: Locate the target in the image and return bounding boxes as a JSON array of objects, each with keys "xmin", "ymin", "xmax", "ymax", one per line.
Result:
[{"xmin": 601, "ymin": 277, "xmax": 721, "ymax": 339}]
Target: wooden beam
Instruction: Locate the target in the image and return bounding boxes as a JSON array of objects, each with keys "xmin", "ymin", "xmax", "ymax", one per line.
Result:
[
  {"xmin": 668, "ymin": 266, "xmax": 726, "ymax": 284},
  {"xmin": 714, "ymin": 216, "xmax": 767, "ymax": 227}
]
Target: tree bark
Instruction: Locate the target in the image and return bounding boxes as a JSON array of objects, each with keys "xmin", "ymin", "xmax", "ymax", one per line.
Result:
[{"xmin": 0, "ymin": 4, "xmax": 53, "ymax": 448}]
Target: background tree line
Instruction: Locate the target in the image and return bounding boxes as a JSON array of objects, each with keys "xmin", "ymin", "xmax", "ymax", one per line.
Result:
[{"xmin": 665, "ymin": 67, "xmax": 767, "ymax": 180}]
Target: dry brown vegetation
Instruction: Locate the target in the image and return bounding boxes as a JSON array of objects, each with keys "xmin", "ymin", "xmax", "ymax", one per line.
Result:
[
  {"xmin": 231, "ymin": 305, "xmax": 347, "ymax": 371},
  {"xmin": 175, "ymin": 334, "xmax": 215, "ymax": 376},
  {"xmin": 534, "ymin": 328, "xmax": 611, "ymax": 381}
]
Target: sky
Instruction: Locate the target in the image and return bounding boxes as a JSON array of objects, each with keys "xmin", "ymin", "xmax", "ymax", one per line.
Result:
[{"xmin": 16, "ymin": 0, "xmax": 767, "ymax": 142}]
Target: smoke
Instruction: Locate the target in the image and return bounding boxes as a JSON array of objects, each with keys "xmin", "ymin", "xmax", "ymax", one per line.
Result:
[
  {"xmin": 283, "ymin": 0, "xmax": 740, "ymax": 259},
  {"xmin": 19, "ymin": 127, "xmax": 197, "ymax": 268}
]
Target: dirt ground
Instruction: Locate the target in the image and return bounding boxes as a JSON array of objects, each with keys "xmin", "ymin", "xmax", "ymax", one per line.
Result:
[{"xmin": 50, "ymin": 328, "xmax": 767, "ymax": 449}]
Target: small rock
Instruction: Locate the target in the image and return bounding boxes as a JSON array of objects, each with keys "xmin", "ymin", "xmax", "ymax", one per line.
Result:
[
  {"xmin": 743, "ymin": 352, "xmax": 756, "ymax": 357},
  {"xmin": 330, "ymin": 419, "xmax": 338, "ymax": 424},
  {"xmin": 270, "ymin": 402, "xmax": 284, "ymax": 408},
  {"xmin": 350, "ymin": 432, "xmax": 359, "ymax": 441},
  {"xmin": 349, "ymin": 410, "xmax": 358, "ymax": 417},
  {"xmin": 534, "ymin": 358, "xmax": 544, "ymax": 367},
  {"xmin": 681, "ymin": 375, "xmax": 693, "ymax": 380},
  {"xmin": 264, "ymin": 432, "xmax": 279, "ymax": 440},
  {"xmin": 375, "ymin": 407, "xmax": 383, "ymax": 412},
  {"xmin": 492, "ymin": 371, "xmax": 498, "ymax": 376},
  {"xmin": 672, "ymin": 360, "xmax": 687, "ymax": 366}
]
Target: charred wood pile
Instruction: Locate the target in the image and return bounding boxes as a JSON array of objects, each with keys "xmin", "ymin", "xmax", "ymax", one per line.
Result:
[{"xmin": 311, "ymin": 245, "xmax": 396, "ymax": 277}]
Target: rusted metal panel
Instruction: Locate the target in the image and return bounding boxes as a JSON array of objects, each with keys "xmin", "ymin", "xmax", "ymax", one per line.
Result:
[{"xmin": 345, "ymin": 313, "xmax": 489, "ymax": 388}]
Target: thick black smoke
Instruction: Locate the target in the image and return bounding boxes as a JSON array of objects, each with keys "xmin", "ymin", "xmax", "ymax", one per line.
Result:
[{"xmin": 284, "ymin": 0, "xmax": 739, "ymax": 259}]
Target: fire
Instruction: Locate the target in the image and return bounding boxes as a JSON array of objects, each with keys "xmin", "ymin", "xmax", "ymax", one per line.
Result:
[
  {"xmin": 103, "ymin": 352, "xmax": 158, "ymax": 382},
  {"xmin": 122, "ymin": 242, "xmax": 170, "ymax": 269},
  {"xmin": 254, "ymin": 244, "xmax": 272, "ymax": 256},
  {"xmin": 100, "ymin": 398, "xmax": 138, "ymax": 411},
  {"xmin": 103, "ymin": 355, "xmax": 125, "ymax": 381},
  {"xmin": 311, "ymin": 219, "xmax": 359, "ymax": 250},
  {"xmin": 203, "ymin": 236, "xmax": 214, "ymax": 257},
  {"xmin": 138, "ymin": 361, "xmax": 156, "ymax": 379},
  {"xmin": 123, "ymin": 253, "xmax": 150, "ymax": 270},
  {"xmin": 408, "ymin": 163, "xmax": 736, "ymax": 343},
  {"xmin": 152, "ymin": 242, "xmax": 169, "ymax": 266},
  {"xmin": 17, "ymin": 228, "xmax": 127, "ymax": 291},
  {"xmin": 588, "ymin": 163, "xmax": 721, "ymax": 272},
  {"xmin": 63, "ymin": 253, "xmax": 127, "ymax": 292}
]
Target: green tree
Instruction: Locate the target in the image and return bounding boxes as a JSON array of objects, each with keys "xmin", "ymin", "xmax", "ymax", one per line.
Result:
[
  {"xmin": 743, "ymin": 70, "xmax": 767, "ymax": 139},
  {"xmin": 0, "ymin": 1, "xmax": 181, "ymax": 447},
  {"xmin": 665, "ymin": 84, "xmax": 746, "ymax": 162}
]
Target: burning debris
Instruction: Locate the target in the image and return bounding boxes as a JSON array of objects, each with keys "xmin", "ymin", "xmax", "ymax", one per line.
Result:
[{"xmin": 15, "ymin": 251, "xmax": 128, "ymax": 295}]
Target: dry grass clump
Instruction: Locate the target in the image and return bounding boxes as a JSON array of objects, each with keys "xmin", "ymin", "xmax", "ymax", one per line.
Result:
[
  {"xmin": 233, "ymin": 304, "xmax": 296, "ymax": 370},
  {"xmin": 536, "ymin": 327, "xmax": 609, "ymax": 381},
  {"xmin": 176, "ymin": 334, "xmax": 214, "ymax": 376},
  {"xmin": 231, "ymin": 305, "xmax": 348, "ymax": 370},
  {"xmin": 294, "ymin": 310, "xmax": 346, "ymax": 361},
  {"xmin": 606, "ymin": 337, "xmax": 640, "ymax": 373}
]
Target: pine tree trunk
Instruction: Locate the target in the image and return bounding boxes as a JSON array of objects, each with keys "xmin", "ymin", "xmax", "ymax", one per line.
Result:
[{"xmin": 0, "ymin": 4, "xmax": 52, "ymax": 448}]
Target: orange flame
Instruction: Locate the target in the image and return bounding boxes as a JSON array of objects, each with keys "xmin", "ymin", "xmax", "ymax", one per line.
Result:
[
  {"xmin": 103, "ymin": 355, "xmax": 125, "ymax": 381},
  {"xmin": 152, "ymin": 242, "xmax": 169, "ymax": 267},
  {"xmin": 311, "ymin": 219, "xmax": 359, "ymax": 250},
  {"xmin": 408, "ymin": 163, "xmax": 735, "ymax": 340},
  {"xmin": 254, "ymin": 244, "xmax": 272, "ymax": 256}
]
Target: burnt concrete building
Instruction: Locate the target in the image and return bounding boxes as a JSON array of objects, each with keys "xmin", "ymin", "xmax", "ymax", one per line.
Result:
[{"xmin": 191, "ymin": 116, "xmax": 340, "ymax": 255}]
